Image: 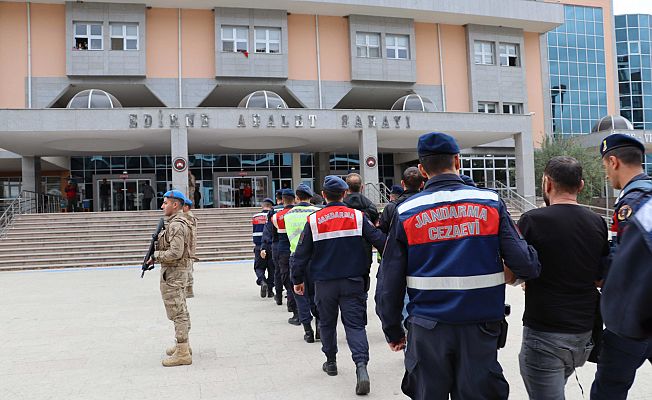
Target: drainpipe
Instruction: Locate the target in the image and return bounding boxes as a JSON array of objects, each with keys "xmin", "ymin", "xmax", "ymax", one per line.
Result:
[
  {"xmin": 437, "ymin": 23, "xmax": 446, "ymax": 112},
  {"xmin": 315, "ymin": 15, "xmax": 323, "ymax": 109},
  {"xmin": 27, "ymin": 1, "xmax": 32, "ymax": 109},
  {"xmin": 178, "ymin": 8, "xmax": 183, "ymax": 107}
]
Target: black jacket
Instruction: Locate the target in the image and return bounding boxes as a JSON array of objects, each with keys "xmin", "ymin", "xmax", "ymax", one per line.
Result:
[
  {"xmin": 344, "ymin": 192, "xmax": 379, "ymax": 224},
  {"xmin": 378, "ymin": 190, "xmax": 420, "ymax": 234}
]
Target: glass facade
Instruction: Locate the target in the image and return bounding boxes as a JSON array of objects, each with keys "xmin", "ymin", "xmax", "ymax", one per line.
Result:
[
  {"xmin": 547, "ymin": 5, "xmax": 608, "ymax": 134},
  {"xmin": 460, "ymin": 155, "xmax": 517, "ymax": 189},
  {"xmin": 615, "ymin": 14, "xmax": 652, "ymax": 130}
]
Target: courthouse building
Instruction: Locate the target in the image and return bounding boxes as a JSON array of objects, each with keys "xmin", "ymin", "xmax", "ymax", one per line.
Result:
[{"xmin": 0, "ymin": 0, "xmax": 620, "ymax": 211}]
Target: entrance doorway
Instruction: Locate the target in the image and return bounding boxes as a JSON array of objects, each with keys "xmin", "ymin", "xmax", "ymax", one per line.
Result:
[
  {"xmin": 214, "ymin": 173, "xmax": 271, "ymax": 208},
  {"xmin": 94, "ymin": 174, "xmax": 157, "ymax": 212}
]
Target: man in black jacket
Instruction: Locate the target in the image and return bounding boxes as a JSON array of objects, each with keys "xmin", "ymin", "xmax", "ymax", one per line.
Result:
[{"xmin": 378, "ymin": 167, "xmax": 423, "ymax": 234}]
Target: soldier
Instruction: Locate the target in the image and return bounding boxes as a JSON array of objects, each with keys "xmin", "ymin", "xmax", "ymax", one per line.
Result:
[
  {"xmin": 293, "ymin": 176, "xmax": 386, "ymax": 395},
  {"xmin": 261, "ymin": 190, "xmax": 284, "ymax": 305},
  {"xmin": 182, "ymin": 198, "xmax": 198, "ymax": 298},
  {"xmin": 146, "ymin": 189, "xmax": 193, "ymax": 367},
  {"xmin": 591, "ymin": 133, "xmax": 652, "ymax": 399},
  {"xmin": 252, "ymin": 198, "xmax": 275, "ymax": 298}
]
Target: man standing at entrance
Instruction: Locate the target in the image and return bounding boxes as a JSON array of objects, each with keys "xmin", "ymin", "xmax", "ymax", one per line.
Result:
[
  {"xmin": 253, "ymin": 198, "xmax": 275, "ymax": 298},
  {"xmin": 99, "ymin": 178, "xmax": 111, "ymax": 211},
  {"xmin": 65, "ymin": 179, "xmax": 78, "ymax": 212},
  {"xmin": 592, "ymin": 133, "xmax": 652, "ymax": 399},
  {"xmin": 376, "ymin": 132, "xmax": 540, "ymax": 399},
  {"xmin": 146, "ymin": 190, "xmax": 193, "ymax": 367},
  {"xmin": 243, "ymin": 183, "xmax": 253, "ymax": 207},
  {"xmin": 292, "ymin": 176, "xmax": 386, "ymax": 395},
  {"xmin": 142, "ymin": 182, "xmax": 155, "ymax": 211}
]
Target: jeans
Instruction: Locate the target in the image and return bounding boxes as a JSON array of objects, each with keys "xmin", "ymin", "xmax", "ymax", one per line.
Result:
[{"xmin": 519, "ymin": 326, "xmax": 593, "ymax": 400}]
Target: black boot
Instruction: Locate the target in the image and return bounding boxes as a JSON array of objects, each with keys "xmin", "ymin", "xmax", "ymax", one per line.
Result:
[
  {"xmin": 267, "ymin": 286, "xmax": 274, "ymax": 298},
  {"xmin": 322, "ymin": 355, "xmax": 337, "ymax": 376},
  {"xmin": 355, "ymin": 362, "xmax": 370, "ymax": 395},
  {"xmin": 260, "ymin": 283, "xmax": 268, "ymax": 298},
  {"xmin": 315, "ymin": 318, "xmax": 321, "ymax": 341},
  {"xmin": 303, "ymin": 322, "xmax": 315, "ymax": 343},
  {"xmin": 287, "ymin": 312, "xmax": 301, "ymax": 326},
  {"xmin": 274, "ymin": 291, "xmax": 283, "ymax": 305}
]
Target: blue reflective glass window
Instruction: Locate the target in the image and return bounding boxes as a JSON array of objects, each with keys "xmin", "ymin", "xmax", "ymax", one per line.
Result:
[
  {"xmin": 628, "ymin": 15, "xmax": 639, "ymax": 27},
  {"xmin": 599, "ymin": 106, "xmax": 607, "ymax": 116},
  {"xmin": 629, "ymin": 28, "xmax": 640, "ymax": 41},
  {"xmin": 632, "ymin": 69, "xmax": 642, "ymax": 81},
  {"xmin": 616, "ymin": 15, "xmax": 626, "ymax": 28},
  {"xmin": 570, "ymin": 90, "xmax": 580, "ymax": 104},
  {"xmin": 596, "ymin": 21, "xmax": 604, "ymax": 36},
  {"xmin": 587, "ymin": 49, "xmax": 596, "ymax": 62},
  {"xmin": 578, "ymin": 49, "xmax": 588, "ymax": 62},
  {"xmin": 562, "ymin": 119, "xmax": 572, "ymax": 133},
  {"xmin": 640, "ymin": 28, "xmax": 650, "ymax": 42},
  {"xmin": 560, "ymin": 61, "xmax": 569, "ymax": 75},
  {"xmin": 617, "ymin": 42, "xmax": 628, "ymax": 55},
  {"xmin": 598, "ymin": 78, "xmax": 606, "ymax": 92},
  {"xmin": 643, "ymin": 68, "xmax": 652, "ymax": 81},
  {"xmin": 565, "ymin": 5, "xmax": 574, "ymax": 20},
  {"xmin": 568, "ymin": 33, "xmax": 577, "ymax": 47},
  {"xmin": 582, "ymin": 120, "xmax": 592, "ymax": 133},
  {"xmin": 589, "ymin": 77, "xmax": 598, "ymax": 91},
  {"xmin": 595, "ymin": 7, "xmax": 603, "ymax": 21},
  {"xmin": 588, "ymin": 35, "xmax": 596, "ymax": 49},
  {"xmin": 548, "ymin": 32, "xmax": 557, "ymax": 45},
  {"xmin": 586, "ymin": 22, "xmax": 595, "ymax": 35},
  {"xmin": 641, "ymin": 15, "xmax": 650, "ymax": 28},
  {"xmin": 568, "ymin": 48, "xmax": 577, "ymax": 62},
  {"xmin": 621, "ymin": 95, "xmax": 632, "ymax": 108},
  {"xmin": 645, "ymin": 110, "xmax": 652, "ymax": 124},
  {"xmin": 620, "ymin": 82, "xmax": 631, "ymax": 95},
  {"xmin": 579, "ymin": 91, "xmax": 589, "ymax": 104},
  {"xmin": 631, "ymin": 55, "xmax": 642, "ymax": 68},
  {"xmin": 577, "ymin": 34, "xmax": 587, "ymax": 49},
  {"xmin": 578, "ymin": 21, "xmax": 587, "ymax": 35},
  {"xmin": 597, "ymin": 50, "xmax": 605, "ymax": 64},
  {"xmin": 549, "ymin": 62, "xmax": 559, "ymax": 75},
  {"xmin": 548, "ymin": 47, "xmax": 558, "ymax": 61},
  {"xmin": 596, "ymin": 36, "xmax": 605, "ymax": 50},
  {"xmin": 579, "ymin": 78, "xmax": 589, "ymax": 91},
  {"xmin": 616, "ymin": 29, "xmax": 628, "ymax": 42}
]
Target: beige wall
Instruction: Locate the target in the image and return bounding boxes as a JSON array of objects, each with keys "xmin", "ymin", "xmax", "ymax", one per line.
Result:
[
  {"xmin": 415, "ymin": 22, "xmax": 441, "ymax": 86},
  {"xmin": 288, "ymin": 14, "xmax": 318, "ymax": 81},
  {"xmin": 0, "ymin": 2, "xmax": 27, "ymax": 108},
  {"xmin": 440, "ymin": 24, "xmax": 469, "ymax": 112},
  {"xmin": 524, "ymin": 32, "xmax": 546, "ymax": 146},
  {"xmin": 31, "ymin": 3, "xmax": 66, "ymax": 78},
  {"xmin": 317, "ymin": 16, "xmax": 350, "ymax": 82},
  {"xmin": 181, "ymin": 9, "xmax": 214, "ymax": 78},
  {"xmin": 146, "ymin": 8, "xmax": 179, "ymax": 78}
]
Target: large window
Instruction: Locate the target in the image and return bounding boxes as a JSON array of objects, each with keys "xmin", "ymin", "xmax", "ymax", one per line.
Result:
[
  {"xmin": 74, "ymin": 22, "xmax": 103, "ymax": 50},
  {"xmin": 460, "ymin": 155, "xmax": 516, "ymax": 189},
  {"xmin": 255, "ymin": 27, "xmax": 281, "ymax": 54},
  {"xmin": 503, "ymin": 103, "xmax": 523, "ymax": 114},
  {"xmin": 474, "ymin": 41, "xmax": 495, "ymax": 65},
  {"xmin": 386, "ymin": 34, "xmax": 409, "ymax": 60},
  {"xmin": 110, "ymin": 23, "xmax": 138, "ymax": 51},
  {"xmin": 356, "ymin": 32, "xmax": 381, "ymax": 58},
  {"xmin": 221, "ymin": 26, "xmax": 248, "ymax": 53},
  {"xmin": 499, "ymin": 43, "xmax": 520, "ymax": 67},
  {"xmin": 478, "ymin": 102, "xmax": 497, "ymax": 113}
]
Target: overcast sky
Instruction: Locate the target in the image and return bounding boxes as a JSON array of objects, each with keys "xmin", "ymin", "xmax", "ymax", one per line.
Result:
[{"xmin": 613, "ymin": 0, "xmax": 652, "ymax": 15}]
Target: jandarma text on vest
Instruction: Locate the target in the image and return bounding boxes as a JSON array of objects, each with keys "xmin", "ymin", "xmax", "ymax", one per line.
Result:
[
  {"xmin": 317, "ymin": 211, "xmax": 355, "ymax": 225},
  {"xmin": 413, "ymin": 204, "xmax": 488, "ymax": 228}
]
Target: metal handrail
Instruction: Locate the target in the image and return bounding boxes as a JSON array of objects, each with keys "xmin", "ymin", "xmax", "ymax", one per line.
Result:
[
  {"xmin": 0, "ymin": 191, "xmax": 63, "ymax": 237},
  {"xmin": 485, "ymin": 180, "xmax": 537, "ymax": 214},
  {"xmin": 363, "ymin": 182, "xmax": 391, "ymax": 204}
]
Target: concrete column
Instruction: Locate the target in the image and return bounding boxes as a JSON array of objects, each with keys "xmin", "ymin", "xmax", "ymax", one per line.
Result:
[
  {"xmin": 21, "ymin": 156, "xmax": 42, "ymax": 193},
  {"xmin": 171, "ymin": 126, "xmax": 189, "ymax": 196},
  {"xmin": 514, "ymin": 131, "xmax": 536, "ymax": 204},
  {"xmin": 291, "ymin": 153, "xmax": 302, "ymax": 188},
  {"xmin": 315, "ymin": 152, "xmax": 330, "ymax": 191},
  {"xmin": 359, "ymin": 127, "xmax": 380, "ymax": 203}
]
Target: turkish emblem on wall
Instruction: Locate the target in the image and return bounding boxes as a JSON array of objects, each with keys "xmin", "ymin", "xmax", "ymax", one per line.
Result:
[
  {"xmin": 365, "ymin": 156, "xmax": 377, "ymax": 169},
  {"xmin": 173, "ymin": 157, "xmax": 188, "ymax": 172}
]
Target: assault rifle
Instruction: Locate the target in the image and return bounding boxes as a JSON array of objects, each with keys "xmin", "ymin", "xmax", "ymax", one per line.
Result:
[{"xmin": 141, "ymin": 217, "xmax": 165, "ymax": 278}]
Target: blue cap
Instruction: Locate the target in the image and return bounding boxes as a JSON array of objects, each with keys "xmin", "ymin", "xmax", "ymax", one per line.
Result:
[
  {"xmin": 600, "ymin": 133, "xmax": 645, "ymax": 157},
  {"xmin": 275, "ymin": 189, "xmax": 283, "ymax": 197},
  {"xmin": 460, "ymin": 174, "xmax": 477, "ymax": 187},
  {"xmin": 296, "ymin": 184, "xmax": 314, "ymax": 197},
  {"xmin": 390, "ymin": 185, "xmax": 404, "ymax": 195},
  {"xmin": 417, "ymin": 132, "xmax": 460, "ymax": 157},
  {"xmin": 281, "ymin": 188, "xmax": 295, "ymax": 197},
  {"xmin": 262, "ymin": 197, "xmax": 274, "ymax": 205},
  {"xmin": 323, "ymin": 175, "xmax": 348, "ymax": 192},
  {"xmin": 184, "ymin": 197, "xmax": 193, "ymax": 206},
  {"xmin": 163, "ymin": 189, "xmax": 187, "ymax": 202}
]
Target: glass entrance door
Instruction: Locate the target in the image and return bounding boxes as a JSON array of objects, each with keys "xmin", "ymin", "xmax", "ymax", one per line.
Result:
[
  {"xmin": 216, "ymin": 176, "xmax": 269, "ymax": 208},
  {"xmin": 100, "ymin": 178, "xmax": 153, "ymax": 211}
]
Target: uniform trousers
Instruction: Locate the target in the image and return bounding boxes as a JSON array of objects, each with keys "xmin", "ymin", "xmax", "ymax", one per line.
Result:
[
  {"xmin": 590, "ymin": 329, "xmax": 652, "ymax": 400},
  {"xmin": 253, "ymin": 247, "xmax": 274, "ymax": 287},
  {"xmin": 160, "ymin": 266, "xmax": 191, "ymax": 343},
  {"xmin": 275, "ymin": 251, "xmax": 296, "ymax": 312},
  {"xmin": 401, "ymin": 319, "xmax": 508, "ymax": 400},
  {"xmin": 290, "ymin": 255, "xmax": 318, "ymax": 324},
  {"xmin": 314, "ymin": 277, "xmax": 368, "ymax": 364},
  {"xmin": 271, "ymin": 245, "xmax": 283, "ymax": 297}
]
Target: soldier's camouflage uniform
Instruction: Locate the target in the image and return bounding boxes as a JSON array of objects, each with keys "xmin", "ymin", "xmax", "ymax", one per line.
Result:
[{"xmin": 184, "ymin": 210, "xmax": 199, "ymax": 295}]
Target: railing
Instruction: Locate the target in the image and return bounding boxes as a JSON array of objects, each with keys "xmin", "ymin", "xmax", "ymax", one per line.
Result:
[
  {"xmin": 0, "ymin": 191, "xmax": 63, "ymax": 237},
  {"xmin": 485, "ymin": 181, "xmax": 537, "ymax": 215},
  {"xmin": 363, "ymin": 182, "xmax": 391, "ymax": 205}
]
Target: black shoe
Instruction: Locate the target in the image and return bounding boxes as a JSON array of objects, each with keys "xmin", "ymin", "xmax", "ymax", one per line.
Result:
[
  {"xmin": 288, "ymin": 312, "xmax": 301, "ymax": 326},
  {"xmin": 267, "ymin": 287, "xmax": 274, "ymax": 298},
  {"xmin": 260, "ymin": 283, "xmax": 268, "ymax": 298},
  {"xmin": 303, "ymin": 323, "xmax": 315, "ymax": 343},
  {"xmin": 322, "ymin": 360, "xmax": 338, "ymax": 376},
  {"xmin": 355, "ymin": 362, "xmax": 370, "ymax": 395},
  {"xmin": 315, "ymin": 319, "xmax": 321, "ymax": 341},
  {"xmin": 274, "ymin": 292, "xmax": 283, "ymax": 305},
  {"xmin": 287, "ymin": 303, "xmax": 293, "ymax": 313}
]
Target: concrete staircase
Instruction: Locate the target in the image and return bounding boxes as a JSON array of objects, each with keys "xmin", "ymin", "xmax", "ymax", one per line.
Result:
[{"xmin": 0, "ymin": 208, "xmax": 257, "ymax": 271}]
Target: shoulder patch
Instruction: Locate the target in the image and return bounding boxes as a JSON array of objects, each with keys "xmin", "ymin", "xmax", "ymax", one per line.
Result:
[{"xmin": 617, "ymin": 205, "xmax": 633, "ymax": 221}]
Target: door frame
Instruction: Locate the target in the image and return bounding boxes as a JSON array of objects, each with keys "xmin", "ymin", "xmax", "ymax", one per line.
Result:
[
  {"xmin": 93, "ymin": 173, "xmax": 157, "ymax": 212},
  {"xmin": 212, "ymin": 171, "xmax": 272, "ymax": 208}
]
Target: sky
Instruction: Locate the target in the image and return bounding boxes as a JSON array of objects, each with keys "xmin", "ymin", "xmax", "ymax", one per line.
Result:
[{"xmin": 613, "ymin": 0, "xmax": 652, "ymax": 15}]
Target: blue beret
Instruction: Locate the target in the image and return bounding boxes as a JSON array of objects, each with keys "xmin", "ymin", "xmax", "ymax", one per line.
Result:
[
  {"xmin": 390, "ymin": 185, "xmax": 404, "ymax": 195},
  {"xmin": 184, "ymin": 198, "xmax": 193, "ymax": 206},
  {"xmin": 600, "ymin": 133, "xmax": 645, "ymax": 157},
  {"xmin": 418, "ymin": 132, "xmax": 460, "ymax": 157},
  {"xmin": 296, "ymin": 184, "xmax": 314, "ymax": 197},
  {"xmin": 460, "ymin": 174, "xmax": 477, "ymax": 187},
  {"xmin": 163, "ymin": 190, "xmax": 187, "ymax": 202},
  {"xmin": 262, "ymin": 197, "xmax": 274, "ymax": 205},
  {"xmin": 323, "ymin": 175, "xmax": 348, "ymax": 192},
  {"xmin": 281, "ymin": 188, "xmax": 295, "ymax": 197}
]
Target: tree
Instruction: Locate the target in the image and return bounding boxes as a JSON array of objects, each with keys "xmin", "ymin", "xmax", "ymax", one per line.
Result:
[{"xmin": 534, "ymin": 136, "xmax": 605, "ymax": 204}]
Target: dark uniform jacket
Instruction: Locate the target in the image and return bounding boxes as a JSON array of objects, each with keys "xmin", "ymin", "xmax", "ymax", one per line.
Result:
[
  {"xmin": 344, "ymin": 192, "xmax": 379, "ymax": 224},
  {"xmin": 378, "ymin": 189, "xmax": 420, "ymax": 234},
  {"xmin": 261, "ymin": 204, "xmax": 284, "ymax": 253}
]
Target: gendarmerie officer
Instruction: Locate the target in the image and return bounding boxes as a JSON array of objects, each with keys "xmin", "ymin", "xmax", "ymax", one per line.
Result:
[
  {"xmin": 292, "ymin": 176, "xmax": 386, "ymax": 396},
  {"xmin": 591, "ymin": 133, "xmax": 652, "ymax": 400},
  {"xmin": 261, "ymin": 190, "xmax": 284, "ymax": 305},
  {"xmin": 375, "ymin": 132, "xmax": 540, "ymax": 400},
  {"xmin": 252, "ymin": 197, "xmax": 275, "ymax": 298}
]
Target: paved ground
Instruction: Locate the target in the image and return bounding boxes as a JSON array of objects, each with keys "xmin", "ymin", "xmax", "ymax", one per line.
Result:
[{"xmin": 1, "ymin": 261, "xmax": 651, "ymax": 400}]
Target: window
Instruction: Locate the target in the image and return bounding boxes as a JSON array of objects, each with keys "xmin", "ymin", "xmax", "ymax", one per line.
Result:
[
  {"xmin": 478, "ymin": 102, "xmax": 497, "ymax": 113},
  {"xmin": 499, "ymin": 43, "xmax": 520, "ymax": 67},
  {"xmin": 386, "ymin": 34, "xmax": 409, "ymax": 59},
  {"xmin": 356, "ymin": 32, "xmax": 381, "ymax": 58},
  {"xmin": 502, "ymin": 103, "xmax": 523, "ymax": 114},
  {"xmin": 628, "ymin": 41, "xmax": 640, "ymax": 55},
  {"xmin": 110, "ymin": 23, "xmax": 138, "ymax": 50},
  {"xmin": 74, "ymin": 22, "xmax": 103, "ymax": 50},
  {"xmin": 222, "ymin": 26, "xmax": 248, "ymax": 53},
  {"xmin": 255, "ymin": 27, "xmax": 281, "ymax": 54},
  {"xmin": 474, "ymin": 41, "xmax": 494, "ymax": 65}
]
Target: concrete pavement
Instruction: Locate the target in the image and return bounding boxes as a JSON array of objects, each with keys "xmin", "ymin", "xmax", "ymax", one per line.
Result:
[{"xmin": 1, "ymin": 261, "xmax": 650, "ymax": 400}]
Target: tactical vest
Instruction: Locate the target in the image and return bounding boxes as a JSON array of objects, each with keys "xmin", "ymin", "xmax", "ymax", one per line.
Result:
[
  {"xmin": 272, "ymin": 206, "xmax": 294, "ymax": 253},
  {"xmin": 397, "ymin": 187, "xmax": 505, "ymax": 323},
  {"xmin": 284, "ymin": 203, "xmax": 320, "ymax": 253},
  {"xmin": 252, "ymin": 211, "xmax": 268, "ymax": 247}
]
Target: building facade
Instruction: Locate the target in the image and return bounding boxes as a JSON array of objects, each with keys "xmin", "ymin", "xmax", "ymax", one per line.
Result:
[{"xmin": 0, "ymin": 0, "xmax": 617, "ymax": 211}]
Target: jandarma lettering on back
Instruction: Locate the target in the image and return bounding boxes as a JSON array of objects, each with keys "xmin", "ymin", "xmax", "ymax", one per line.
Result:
[
  {"xmin": 428, "ymin": 221, "xmax": 481, "ymax": 240},
  {"xmin": 414, "ymin": 205, "xmax": 488, "ymax": 229},
  {"xmin": 318, "ymin": 211, "xmax": 354, "ymax": 224}
]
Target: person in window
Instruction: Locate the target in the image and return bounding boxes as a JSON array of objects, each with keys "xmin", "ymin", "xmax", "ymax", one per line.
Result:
[{"xmin": 99, "ymin": 178, "xmax": 111, "ymax": 212}]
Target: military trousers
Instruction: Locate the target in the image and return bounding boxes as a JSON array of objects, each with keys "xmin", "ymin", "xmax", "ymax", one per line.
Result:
[
  {"xmin": 314, "ymin": 277, "xmax": 369, "ymax": 364},
  {"xmin": 271, "ymin": 245, "xmax": 283, "ymax": 296},
  {"xmin": 290, "ymin": 255, "xmax": 318, "ymax": 324},
  {"xmin": 160, "ymin": 266, "xmax": 191, "ymax": 343},
  {"xmin": 254, "ymin": 247, "xmax": 275, "ymax": 287},
  {"xmin": 275, "ymin": 251, "xmax": 296, "ymax": 312},
  {"xmin": 401, "ymin": 319, "xmax": 509, "ymax": 400}
]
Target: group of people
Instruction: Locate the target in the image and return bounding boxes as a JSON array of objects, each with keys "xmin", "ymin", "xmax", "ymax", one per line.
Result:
[{"xmin": 247, "ymin": 132, "xmax": 652, "ymax": 399}]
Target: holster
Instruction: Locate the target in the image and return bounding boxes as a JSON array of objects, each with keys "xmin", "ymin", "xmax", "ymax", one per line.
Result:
[{"xmin": 497, "ymin": 319, "xmax": 509, "ymax": 349}]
